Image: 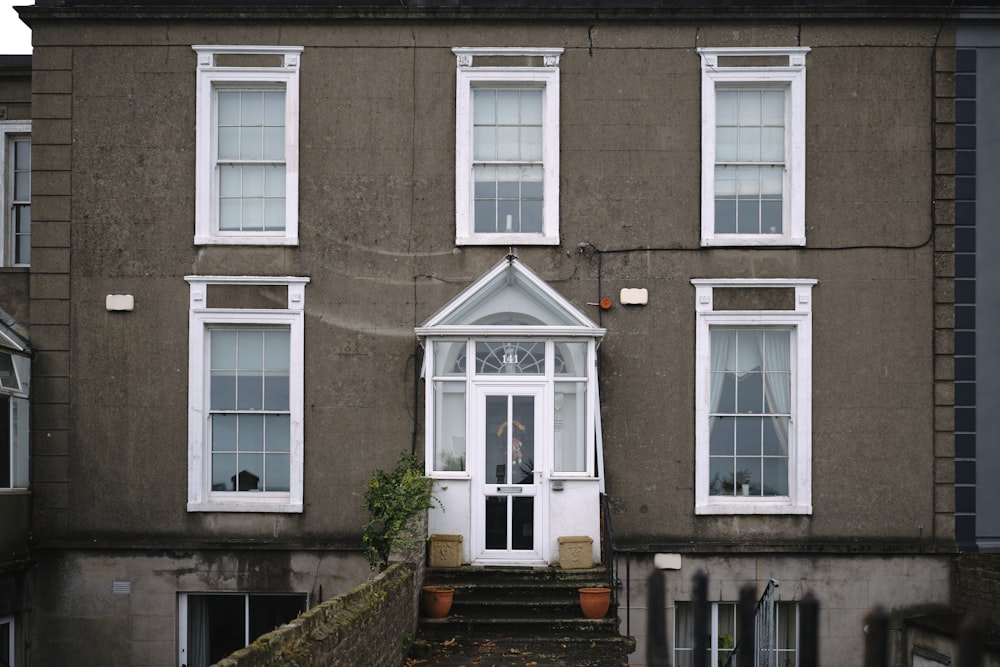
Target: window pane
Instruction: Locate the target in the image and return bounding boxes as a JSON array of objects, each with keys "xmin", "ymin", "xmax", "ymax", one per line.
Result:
[
  {"xmin": 239, "ymin": 414, "xmax": 264, "ymax": 451},
  {"xmin": 734, "ymin": 456, "xmax": 761, "ymax": 495},
  {"xmin": 244, "ymin": 198, "xmax": 265, "ymax": 231},
  {"xmin": 496, "ymin": 89, "xmax": 519, "ymax": 123},
  {"xmin": 737, "ymin": 90, "xmax": 761, "ymax": 125},
  {"xmin": 735, "ymin": 417, "xmax": 762, "ymax": 454},
  {"xmin": 263, "ymin": 372, "xmax": 289, "ymax": 410},
  {"xmin": 709, "ymin": 416, "xmax": 734, "ymax": 455},
  {"xmin": 212, "ymin": 453, "xmax": 237, "ymax": 490},
  {"xmin": 521, "ymin": 200, "xmax": 543, "ymax": 233},
  {"xmin": 555, "ymin": 342, "xmax": 587, "ymax": 376},
  {"xmin": 497, "ymin": 126, "xmax": 520, "ymax": 160},
  {"xmin": 521, "ymin": 125, "xmax": 543, "ymax": 161},
  {"xmin": 715, "ymin": 199, "xmax": 737, "ymax": 234},
  {"xmin": 712, "ymin": 372, "xmax": 736, "ymax": 413},
  {"xmin": 262, "ymin": 90, "xmax": 285, "ymax": 126},
  {"xmin": 219, "ymin": 199, "xmax": 241, "ymax": 230},
  {"xmin": 243, "ymin": 165, "xmax": 264, "ymax": 197},
  {"xmin": 264, "ymin": 453, "xmax": 290, "ymax": 491},
  {"xmin": 736, "ymin": 373, "xmax": 764, "ymax": 413},
  {"xmin": 241, "ymin": 126, "xmax": 263, "ymax": 160},
  {"xmin": 716, "ymin": 90, "xmax": 738, "ymax": 126},
  {"xmin": 189, "ymin": 595, "xmax": 246, "ymax": 663},
  {"xmin": 433, "ymin": 340, "xmax": 467, "ymax": 376},
  {"xmin": 263, "ymin": 199, "xmax": 285, "ymax": 231},
  {"xmin": 497, "ymin": 165, "xmax": 520, "ymax": 199},
  {"xmin": 761, "ymin": 200, "xmax": 782, "ymax": 234},
  {"xmin": 220, "ymin": 165, "xmax": 241, "ymax": 196},
  {"xmin": 212, "ymin": 414, "xmax": 237, "ymax": 451},
  {"xmin": 473, "ymin": 89, "xmax": 496, "ymax": 125},
  {"xmin": 237, "ymin": 331, "xmax": 264, "ymax": 368},
  {"xmin": 761, "ymin": 127, "xmax": 785, "ymax": 162},
  {"xmin": 434, "ymin": 382, "xmax": 466, "ymax": 471},
  {"xmin": 474, "ymin": 165, "xmax": 497, "ymax": 198},
  {"xmin": 709, "ymin": 455, "xmax": 735, "ymax": 495},
  {"xmin": 474, "ymin": 126, "xmax": 496, "ymax": 161},
  {"xmin": 738, "ymin": 127, "xmax": 761, "ymax": 162},
  {"xmin": 475, "ymin": 200, "xmax": 497, "ymax": 233},
  {"xmin": 763, "ymin": 416, "xmax": 789, "ymax": 456},
  {"xmin": 218, "ymin": 91, "xmax": 240, "ymax": 125},
  {"xmin": 761, "ymin": 167, "xmax": 783, "ymax": 196},
  {"xmin": 762, "ymin": 90, "xmax": 785, "ymax": 125},
  {"xmin": 241, "ymin": 91, "xmax": 263, "ymax": 125},
  {"xmin": 498, "ymin": 200, "xmax": 520, "ymax": 233},
  {"xmin": 737, "ymin": 199, "xmax": 760, "ymax": 234},
  {"xmin": 265, "ymin": 414, "xmax": 290, "ymax": 452},
  {"xmin": 238, "ymin": 453, "xmax": 264, "ymax": 489},
  {"xmin": 763, "ymin": 457, "xmax": 789, "ymax": 495},
  {"xmin": 14, "ymin": 208, "xmax": 30, "ymax": 264},
  {"xmin": 521, "ymin": 89, "xmax": 543, "ymax": 124},
  {"xmin": 264, "ymin": 330, "xmax": 290, "ymax": 369},
  {"xmin": 211, "ymin": 372, "xmax": 237, "ymax": 409},
  {"xmin": 14, "ymin": 171, "xmax": 29, "ymax": 200},
  {"xmin": 716, "ymin": 127, "xmax": 738, "ymax": 162},
  {"xmin": 554, "ymin": 381, "xmax": 586, "ymax": 472},
  {"xmin": 248, "ymin": 595, "xmax": 306, "ymax": 641},
  {"xmin": 263, "ymin": 126, "xmax": 284, "ymax": 160},
  {"xmin": 714, "ymin": 87, "xmax": 790, "ymax": 235},
  {"xmin": 218, "ymin": 127, "xmax": 240, "ymax": 160}
]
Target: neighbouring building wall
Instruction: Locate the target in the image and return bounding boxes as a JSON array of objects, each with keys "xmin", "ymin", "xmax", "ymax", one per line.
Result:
[{"xmin": 955, "ymin": 21, "xmax": 1000, "ymax": 552}]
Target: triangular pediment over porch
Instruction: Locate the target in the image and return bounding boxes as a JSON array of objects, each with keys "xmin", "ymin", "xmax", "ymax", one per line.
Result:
[{"xmin": 415, "ymin": 257, "xmax": 604, "ymax": 336}]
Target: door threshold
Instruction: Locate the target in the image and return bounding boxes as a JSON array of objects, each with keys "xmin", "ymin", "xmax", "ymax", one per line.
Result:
[{"xmin": 471, "ymin": 560, "xmax": 549, "ymax": 568}]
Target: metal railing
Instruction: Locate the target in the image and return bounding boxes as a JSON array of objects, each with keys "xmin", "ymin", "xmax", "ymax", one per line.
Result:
[{"xmin": 722, "ymin": 578, "xmax": 779, "ymax": 667}]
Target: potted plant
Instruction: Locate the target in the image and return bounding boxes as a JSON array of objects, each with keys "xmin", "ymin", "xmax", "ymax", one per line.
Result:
[
  {"xmin": 578, "ymin": 586, "xmax": 611, "ymax": 619},
  {"xmin": 421, "ymin": 585, "xmax": 455, "ymax": 618}
]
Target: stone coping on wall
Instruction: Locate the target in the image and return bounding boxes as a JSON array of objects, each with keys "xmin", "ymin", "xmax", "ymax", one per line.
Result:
[{"xmin": 213, "ymin": 562, "xmax": 416, "ymax": 667}]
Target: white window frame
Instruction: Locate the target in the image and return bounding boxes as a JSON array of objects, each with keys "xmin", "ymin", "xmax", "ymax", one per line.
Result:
[
  {"xmin": 185, "ymin": 276, "xmax": 308, "ymax": 512},
  {"xmin": 454, "ymin": 47, "xmax": 561, "ymax": 246},
  {"xmin": 674, "ymin": 600, "xmax": 798, "ymax": 665},
  {"xmin": 1, "ymin": 615, "xmax": 13, "ymax": 667},
  {"xmin": 193, "ymin": 46, "xmax": 302, "ymax": 246},
  {"xmin": 698, "ymin": 47, "xmax": 809, "ymax": 247},
  {"xmin": 693, "ymin": 278, "xmax": 815, "ymax": 515},
  {"xmin": 1, "ymin": 121, "xmax": 30, "ymax": 267},
  {"xmin": 423, "ymin": 337, "xmax": 599, "ymax": 480},
  {"xmin": 177, "ymin": 592, "xmax": 307, "ymax": 667}
]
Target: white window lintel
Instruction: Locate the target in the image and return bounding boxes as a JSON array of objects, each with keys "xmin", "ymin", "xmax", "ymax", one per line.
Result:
[
  {"xmin": 185, "ymin": 276, "xmax": 308, "ymax": 513},
  {"xmin": 699, "ymin": 47, "xmax": 809, "ymax": 247},
  {"xmin": 692, "ymin": 278, "xmax": 815, "ymax": 515}
]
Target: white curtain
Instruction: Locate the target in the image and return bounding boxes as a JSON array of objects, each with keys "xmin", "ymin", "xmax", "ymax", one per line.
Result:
[
  {"xmin": 762, "ymin": 331, "xmax": 791, "ymax": 454},
  {"xmin": 187, "ymin": 596, "xmax": 208, "ymax": 667}
]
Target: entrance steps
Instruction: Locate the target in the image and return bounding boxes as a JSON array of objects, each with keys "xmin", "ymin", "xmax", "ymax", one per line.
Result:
[{"xmin": 411, "ymin": 566, "xmax": 635, "ymax": 666}]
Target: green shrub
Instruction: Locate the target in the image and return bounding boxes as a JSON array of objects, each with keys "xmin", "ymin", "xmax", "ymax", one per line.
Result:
[{"xmin": 362, "ymin": 452, "xmax": 436, "ymax": 571}]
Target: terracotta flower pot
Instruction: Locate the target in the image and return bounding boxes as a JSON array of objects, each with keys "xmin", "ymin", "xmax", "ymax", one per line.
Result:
[
  {"xmin": 578, "ymin": 587, "xmax": 611, "ymax": 619},
  {"xmin": 421, "ymin": 585, "xmax": 454, "ymax": 619}
]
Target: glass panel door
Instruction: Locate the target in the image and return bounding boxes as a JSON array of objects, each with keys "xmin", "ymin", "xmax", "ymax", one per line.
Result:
[{"xmin": 474, "ymin": 385, "xmax": 545, "ymax": 562}]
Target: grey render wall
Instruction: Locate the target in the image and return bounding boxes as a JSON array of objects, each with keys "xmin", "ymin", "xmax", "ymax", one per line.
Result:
[
  {"xmin": 19, "ymin": 16, "xmax": 952, "ymax": 551},
  {"xmin": 11, "ymin": 6, "xmax": 962, "ymax": 667}
]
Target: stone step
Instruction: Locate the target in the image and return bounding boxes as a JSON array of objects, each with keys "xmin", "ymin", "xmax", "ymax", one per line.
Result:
[
  {"xmin": 418, "ymin": 613, "xmax": 622, "ymax": 640},
  {"xmin": 413, "ymin": 565, "xmax": 633, "ymax": 666},
  {"xmin": 409, "ymin": 635, "xmax": 635, "ymax": 667}
]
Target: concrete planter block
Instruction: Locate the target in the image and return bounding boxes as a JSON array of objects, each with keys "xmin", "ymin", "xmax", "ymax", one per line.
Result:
[
  {"xmin": 428, "ymin": 534, "xmax": 462, "ymax": 568},
  {"xmin": 558, "ymin": 536, "xmax": 593, "ymax": 570}
]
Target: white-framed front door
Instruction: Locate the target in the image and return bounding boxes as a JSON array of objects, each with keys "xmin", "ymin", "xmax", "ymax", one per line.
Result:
[{"xmin": 471, "ymin": 383, "xmax": 548, "ymax": 564}]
